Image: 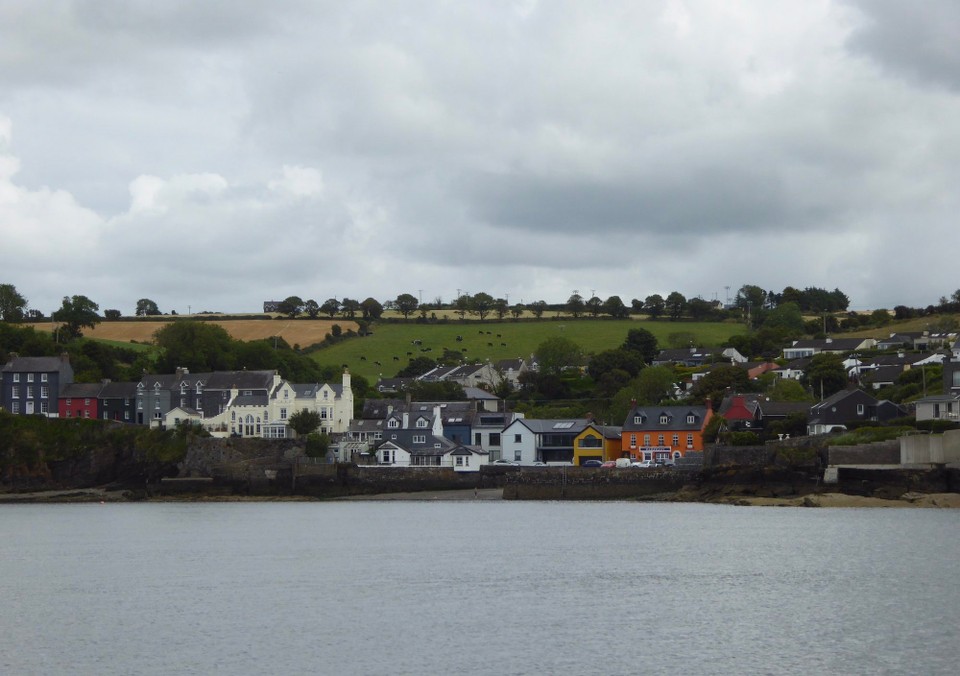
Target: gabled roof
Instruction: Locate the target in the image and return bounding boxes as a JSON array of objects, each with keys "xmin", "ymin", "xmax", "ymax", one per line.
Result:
[
  {"xmin": 809, "ymin": 387, "xmax": 876, "ymax": 414},
  {"xmin": 496, "ymin": 358, "xmax": 525, "ymax": 371},
  {"xmin": 580, "ymin": 424, "xmax": 622, "ymax": 440},
  {"xmin": 3, "ymin": 355, "xmax": 71, "ymax": 372},
  {"xmin": 622, "ymin": 405, "xmax": 710, "ymax": 432}
]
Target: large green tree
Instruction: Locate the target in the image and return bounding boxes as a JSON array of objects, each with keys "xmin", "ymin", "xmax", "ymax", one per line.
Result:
[
  {"xmin": 665, "ymin": 291, "xmax": 687, "ymax": 320},
  {"xmin": 528, "ymin": 300, "xmax": 547, "ymax": 318},
  {"xmin": 153, "ymin": 319, "xmax": 235, "ymax": 372},
  {"xmin": 566, "ymin": 293, "xmax": 585, "ymax": 318},
  {"xmin": 135, "ymin": 298, "xmax": 161, "ymax": 316},
  {"xmin": 52, "ymin": 295, "xmax": 100, "ymax": 340},
  {"xmin": 603, "ymin": 296, "xmax": 629, "ymax": 319},
  {"xmin": 802, "ymin": 353, "xmax": 848, "ymax": 399},
  {"xmin": 277, "ymin": 296, "xmax": 304, "ymax": 318},
  {"xmin": 0, "ymin": 284, "xmax": 27, "ymax": 322},
  {"xmin": 320, "ymin": 298, "xmax": 341, "ymax": 318},
  {"xmin": 470, "ymin": 292, "xmax": 495, "ymax": 320},
  {"xmin": 288, "ymin": 409, "xmax": 322, "ymax": 436},
  {"xmin": 361, "ymin": 297, "xmax": 384, "ymax": 320},
  {"xmin": 761, "ymin": 301, "xmax": 805, "ymax": 335},
  {"xmin": 688, "ymin": 364, "xmax": 751, "ymax": 404},
  {"xmin": 644, "ymin": 294, "xmax": 665, "ymax": 319},
  {"xmin": 394, "ymin": 293, "xmax": 419, "ymax": 319},
  {"xmin": 535, "ymin": 336, "xmax": 584, "ymax": 376},
  {"xmin": 587, "ymin": 348, "xmax": 644, "ymax": 382},
  {"xmin": 622, "ymin": 328, "xmax": 659, "ymax": 363}
]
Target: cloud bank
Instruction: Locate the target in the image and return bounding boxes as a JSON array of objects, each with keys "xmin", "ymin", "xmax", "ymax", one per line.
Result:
[{"xmin": 1, "ymin": 1, "xmax": 958, "ymax": 315}]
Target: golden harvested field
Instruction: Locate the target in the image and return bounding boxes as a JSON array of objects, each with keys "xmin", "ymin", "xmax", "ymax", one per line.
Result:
[{"xmin": 27, "ymin": 319, "xmax": 355, "ymax": 347}]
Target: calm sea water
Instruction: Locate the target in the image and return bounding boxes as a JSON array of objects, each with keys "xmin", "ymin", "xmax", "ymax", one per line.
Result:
[{"xmin": 0, "ymin": 501, "xmax": 957, "ymax": 676}]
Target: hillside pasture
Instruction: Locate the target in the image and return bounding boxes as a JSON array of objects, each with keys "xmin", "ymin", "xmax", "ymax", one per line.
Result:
[
  {"xmin": 309, "ymin": 319, "xmax": 746, "ymax": 381},
  {"xmin": 26, "ymin": 319, "xmax": 354, "ymax": 348}
]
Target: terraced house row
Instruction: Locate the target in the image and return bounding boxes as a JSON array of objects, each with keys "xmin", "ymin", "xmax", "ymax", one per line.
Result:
[{"xmin": 0, "ymin": 353, "xmax": 353, "ymax": 439}]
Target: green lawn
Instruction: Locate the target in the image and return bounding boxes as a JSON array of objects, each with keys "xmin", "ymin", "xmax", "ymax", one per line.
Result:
[{"xmin": 309, "ymin": 319, "xmax": 746, "ymax": 381}]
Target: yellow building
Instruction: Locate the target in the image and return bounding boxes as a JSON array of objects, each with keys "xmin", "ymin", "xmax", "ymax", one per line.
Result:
[{"xmin": 572, "ymin": 424, "xmax": 623, "ymax": 466}]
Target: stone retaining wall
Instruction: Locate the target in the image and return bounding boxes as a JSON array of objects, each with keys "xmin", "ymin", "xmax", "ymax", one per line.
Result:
[{"xmin": 502, "ymin": 467, "xmax": 689, "ymax": 500}]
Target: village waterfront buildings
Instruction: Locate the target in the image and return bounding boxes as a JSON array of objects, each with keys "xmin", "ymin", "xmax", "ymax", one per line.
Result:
[{"xmin": 2, "ymin": 329, "xmax": 960, "ymax": 469}]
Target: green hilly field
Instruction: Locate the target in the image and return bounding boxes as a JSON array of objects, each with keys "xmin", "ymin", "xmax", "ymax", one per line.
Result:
[{"xmin": 309, "ymin": 319, "xmax": 747, "ymax": 382}]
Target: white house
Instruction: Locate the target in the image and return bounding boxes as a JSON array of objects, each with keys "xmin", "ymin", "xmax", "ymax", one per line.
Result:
[{"xmin": 500, "ymin": 418, "xmax": 590, "ymax": 465}]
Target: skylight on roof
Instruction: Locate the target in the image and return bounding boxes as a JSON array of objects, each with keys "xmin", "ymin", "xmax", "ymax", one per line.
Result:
[{"xmin": 553, "ymin": 421, "xmax": 574, "ymax": 429}]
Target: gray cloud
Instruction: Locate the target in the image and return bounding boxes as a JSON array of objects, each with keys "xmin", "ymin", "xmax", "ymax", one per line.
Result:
[
  {"xmin": 1, "ymin": 1, "xmax": 958, "ymax": 314},
  {"xmin": 842, "ymin": 0, "xmax": 960, "ymax": 91}
]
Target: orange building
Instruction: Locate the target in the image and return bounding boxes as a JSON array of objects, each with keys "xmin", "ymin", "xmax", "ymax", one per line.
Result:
[{"xmin": 620, "ymin": 399, "xmax": 713, "ymax": 462}]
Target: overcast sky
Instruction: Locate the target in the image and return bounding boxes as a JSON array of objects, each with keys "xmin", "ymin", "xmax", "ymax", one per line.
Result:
[{"xmin": 2, "ymin": 1, "xmax": 958, "ymax": 316}]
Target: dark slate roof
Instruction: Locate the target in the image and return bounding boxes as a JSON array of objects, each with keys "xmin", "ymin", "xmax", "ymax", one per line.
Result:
[
  {"xmin": 2, "ymin": 356, "xmax": 70, "ymax": 372},
  {"xmin": 809, "ymin": 387, "xmax": 877, "ymax": 414},
  {"xmin": 496, "ymin": 358, "xmax": 524, "ymax": 371},
  {"xmin": 380, "ymin": 431, "xmax": 457, "ymax": 456},
  {"xmin": 233, "ymin": 394, "xmax": 269, "ymax": 406},
  {"xmin": 860, "ymin": 365, "xmax": 903, "ymax": 385},
  {"xmin": 463, "ymin": 387, "xmax": 497, "ymax": 400},
  {"xmin": 205, "ymin": 370, "xmax": 276, "ymax": 390},
  {"xmin": 99, "ymin": 381, "xmax": 138, "ymax": 398},
  {"xmin": 755, "ymin": 400, "xmax": 810, "ymax": 418},
  {"xmin": 61, "ymin": 382, "xmax": 104, "ymax": 398},
  {"xmin": 622, "ymin": 406, "xmax": 709, "ymax": 432},
  {"xmin": 511, "ymin": 419, "xmax": 590, "ymax": 434},
  {"xmin": 361, "ymin": 398, "xmax": 406, "ymax": 419}
]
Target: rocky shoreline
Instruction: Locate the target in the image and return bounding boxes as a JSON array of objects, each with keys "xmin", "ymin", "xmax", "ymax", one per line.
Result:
[{"xmin": 2, "ymin": 486, "xmax": 958, "ymax": 507}]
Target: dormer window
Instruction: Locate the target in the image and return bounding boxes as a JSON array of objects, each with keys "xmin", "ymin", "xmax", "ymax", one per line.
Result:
[
  {"xmin": 388, "ymin": 418, "xmax": 399, "ymax": 429},
  {"xmin": 686, "ymin": 414, "xmax": 695, "ymax": 424},
  {"xmin": 634, "ymin": 416, "xmax": 641, "ymax": 424},
  {"xmin": 417, "ymin": 418, "xmax": 428, "ymax": 428},
  {"xmin": 660, "ymin": 415, "xmax": 669, "ymax": 425}
]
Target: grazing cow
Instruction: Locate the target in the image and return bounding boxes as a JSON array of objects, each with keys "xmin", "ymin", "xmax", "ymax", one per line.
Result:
[
  {"xmin": 456, "ymin": 335, "xmax": 463, "ymax": 342},
  {"xmin": 488, "ymin": 342, "xmax": 493, "ymax": 347},
  {"xmin": 393, "ymin": 356, "xmax": 399, "ymax": 361},
  {"xmin": 374, "ymin": 360, "xmax": 382, "ymax": 366},
  {"xmin": 360, "ymin": 356, "xmax": 367, "ymax": 361},
  {"xmin": 501, "ymin": 342, "xmax": 506, "ymax": 346},
  {"xmin": 496, "ymin": 334, "xmax": 501, "ymax": 338},
  {"xmin": 407, "ymin": 351, "xmax": 413, "ymax": 356}
]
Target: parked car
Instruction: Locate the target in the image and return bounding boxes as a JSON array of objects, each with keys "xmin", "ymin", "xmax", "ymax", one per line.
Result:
[
  {"xmin": 530, "ymin": 461, "xmax": 547, "ymax": 467},
  {"xmin": 581, "ymin": 459, "xmax": 603, "ymax": 467},
  {"xmin": 631, "ymin": 460, "xmax": 654, "ymax": 468},
  {"xmin": 600, "ymin": 461, "xmax": 617, "ymax": 468},
  {"xmin": 614, "ymin": 458, "xmax": 633, "ymax": 468},
  {"xmin": 492, "ymin": 459, "xmax": 519, "ymax": 466}
]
